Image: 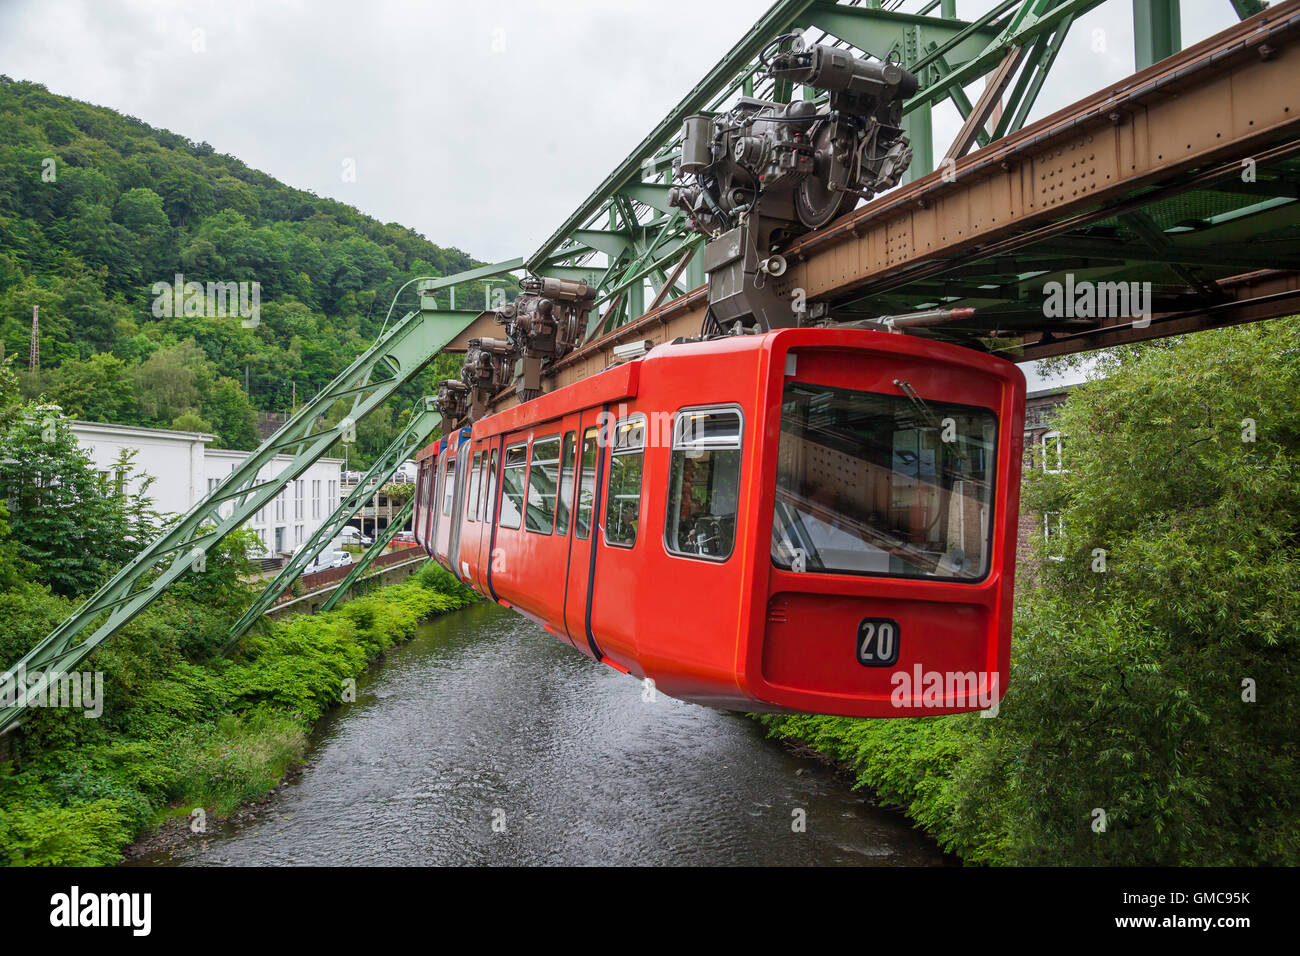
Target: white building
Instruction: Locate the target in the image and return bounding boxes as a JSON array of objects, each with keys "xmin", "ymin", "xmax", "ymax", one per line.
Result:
[
  {"xmin": 69, "ymin": 420, "xmax": 343, "ymax": 559},
  {"xmin": 71, "ymin": 421, "xmax": 213, "ymax": 518},
  {"xmin": 205, "ymin": 449, "xmax": 343, "ymax": 556}
]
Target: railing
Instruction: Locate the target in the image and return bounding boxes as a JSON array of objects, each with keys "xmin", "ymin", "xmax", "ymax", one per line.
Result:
[{"xmin": 274, "ymin": 545, "xmax": 424, "ymax": 604}]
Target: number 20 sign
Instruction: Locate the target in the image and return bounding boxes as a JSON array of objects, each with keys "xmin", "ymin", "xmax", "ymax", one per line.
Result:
[{"xmin": 856, "ymin": 618, "xmax": 900, "ymax": 667}]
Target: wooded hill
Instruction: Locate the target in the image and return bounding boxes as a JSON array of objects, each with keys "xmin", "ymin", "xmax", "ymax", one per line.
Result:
[{"xmin": 0, "ymin": 75, "xmax": 478, "ymax": 460}]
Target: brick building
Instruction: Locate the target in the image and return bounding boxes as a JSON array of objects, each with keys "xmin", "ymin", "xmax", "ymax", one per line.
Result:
[{"xmin": 1017, "ymin": 384, "xmax": 1076, "ymax": 566}]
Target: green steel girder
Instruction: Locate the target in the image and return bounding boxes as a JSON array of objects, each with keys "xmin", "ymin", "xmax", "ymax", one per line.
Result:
[
  {"xmin": 905, "ymin": 0, "xmax": 1105, "ymax": 111},
  {"xmin": 319, "ymin": 498, "xmax": 420, "ymax": 614},
  {"xmin": 225, "ymin": 401, "xmax": 442, "ymax": 645},
  {"xmin": 0, "ymin": 260, "xmax": 518, "ymax": 734},
  {"xmin": 1134, "ymin": 0, "xmax": 1182, "ymax": 70},
  {"xmin": 525, "ymin": 0, "xmax": 1175, "ymax": 338},
  {"xmin": 805, "ymin": 2, "xmax": 1002, "ymax": 63}
]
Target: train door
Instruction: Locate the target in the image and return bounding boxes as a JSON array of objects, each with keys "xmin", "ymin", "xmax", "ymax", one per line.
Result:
[
  {"xmin": 634, "ymin": 403, "xmax": 750, "ymax": 702},
  {"xmin": 428, "ymin": 446, "xmax": 446, "ymax": 560},
  {"xmin": 434, "ymin": 443, "xmax": 457, "ymax": 566},
  {"xmin": 585, "ymin": 410, "xmax": 647, "ymax": 671},
  {"xmin": 447, "ymin": 438, "xmax": 471, "ymax": 577},
  {"xmin": 561, "ymin": 413, "xmax": 604, "ymax": 661},
  {"xmin": 455, "ymin": 442, "xmax": 486, "ymax": 586},
  {"xmin": 476, "ymin": 440, "xmax": 500, "ymax": 599}
]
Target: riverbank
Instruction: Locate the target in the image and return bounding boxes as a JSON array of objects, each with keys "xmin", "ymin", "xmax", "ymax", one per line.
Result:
[
  {"xmin": 0, "ymin": 562, "xmax": 477, "ymax": 866},
  {"xmin": 126, "ymin": 601, "xmax": 952, "ymax": 867}
]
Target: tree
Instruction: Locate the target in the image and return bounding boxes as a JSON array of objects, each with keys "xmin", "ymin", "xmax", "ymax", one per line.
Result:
[
  {"xmin": 0, "ymin": 408, "xmax": 157, "ymax": 596},
  {"xmin": 952, "ymin": 318, "xmax": 1300, "ymax": 865},
  {"xmin": 43, "ymin": 352, "xmax": 138, "ymax": 422},
  {"xmin": 133, "ymin": 340, "xmax": 203, "ymax": 425},
  {"xmin": 112, "ymin": 186, "xmax": 172, "ymax": 281},
  {"xmin": 0, "ymin": 357, "xmax": 29, "ymax": 588}
]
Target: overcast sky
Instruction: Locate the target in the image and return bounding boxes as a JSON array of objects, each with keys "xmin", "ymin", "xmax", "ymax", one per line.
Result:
[
  {"xmin": 0, "ymin": 0, "xmax": 1240, "ymax": 265},
  {"xmin": 0, "ymin": 1, "xmax": 1241, "ymax": 389}
]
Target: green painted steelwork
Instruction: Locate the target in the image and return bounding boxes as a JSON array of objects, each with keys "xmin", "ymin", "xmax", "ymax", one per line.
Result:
[
  {"xmin": 1134, "ymin": 0, "xmax": 1182, "ymax": 69},
  {"xmin": 224, "ymin": 403, "xmax": 441, "ymax": 646},
  {"xmin": 319, "ymin": 498, "xmax": 420, "ymax": 614},
  {"xmin": 521, "ymin": 0, "xmax": 1217, "ymax": 334},
  {"xmin": 0, "ymin": 261, "xmax": 517, "ymax": 734}
]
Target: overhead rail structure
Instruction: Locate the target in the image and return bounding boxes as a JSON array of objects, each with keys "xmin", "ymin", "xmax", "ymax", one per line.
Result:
[
  {"xmin": 319, "ymin": 498, "xmax": 420, "ymax": 614},
  {"xmin": 224, "ymin": 401, "xmax": 442, "ymax": 647},
  {"xmin": 3, "ymin": 0, "xmax": 1296, "ymax": 732}
]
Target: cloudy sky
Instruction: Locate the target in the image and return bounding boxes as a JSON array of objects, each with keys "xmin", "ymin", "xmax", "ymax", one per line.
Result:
[{"xmin": 0, "ymin": 0, "xmax": 1240, "ymax": 267}]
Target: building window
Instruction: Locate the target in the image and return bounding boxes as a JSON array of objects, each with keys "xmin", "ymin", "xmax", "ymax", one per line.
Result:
[
  {"xmin": 275, "ymin": 492, "xmax": 285, "ymax": 522},
  {"xmin": 295, "ymin": 524, "xmax": 304, "ymax": 546},
  {"xmin": 294, "ymin": 480, "xmax": 304, "ymax": 519},
  {"xmin": 525, "ymin": 436, "xmax": 561, "ymax": 535},
  {"xmin": 328, "ymin": 480, "xmax": 337, "ymax": 505},
  {"xmin": 665, "ymin": 406, "xmax": 743, "ymax": 561},
  {"xmin": 1044, "ymin": 512, "xmax": 1064, "ymax": 561},
  {"xmin": 1041, "ymin": 431, "xmax": 1066, "ymax": 473},
  {"xmin": 312, "ymin": 480, "xmax": 321, "ymax": 519},
  {"xmin": 605, "ymin": 415, "xmax": 646, "ymax": 548}
]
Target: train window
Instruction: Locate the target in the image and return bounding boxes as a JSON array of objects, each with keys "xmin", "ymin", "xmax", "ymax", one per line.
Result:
[
  {"xmin": 466, "ymin": 451, "xmax": 482, "ymax": 522},
  {"xmin": 771, "ymin": 381, "xmax": 997, "ymax": 581},
  {"xmin": 574, "ymin": 427, "xmax": 599, "ymax": 540},
  {"xmin": 665, "ymin": 407, "xmax": 743, "ymax": 561},
  {"xmin": 442, "ymin": 455, "xmax": 457, "ymax": 517},
  {"xmin": 604, "ymin": 415, "xmax": 646, "ymax": 548},
  {"xmin": 525, "ymin": 435, "xmax": 561, "ymax": 534},
  {"xmin": 556, "ymin": 431, "xmax": 576, "ymax": 536},
  {"xmin": 430, "ymin": 453, "xmax": 445, "ymax": 540},
  {"xmin": 484, "ymin": 448, "xmax": 499, "ymax": 524},
  {"xmin": 500, "ymin": 443, "xmax": 527, "ymax": 529}
]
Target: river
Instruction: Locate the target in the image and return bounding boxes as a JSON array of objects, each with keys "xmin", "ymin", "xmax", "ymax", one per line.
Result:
[{"xmin": 132, "ymin": 601, "xmax": 950, "ymax": 866}]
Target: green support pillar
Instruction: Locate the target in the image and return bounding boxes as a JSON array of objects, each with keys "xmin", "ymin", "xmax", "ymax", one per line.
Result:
[
  {"xmin": 903, "ymin": 24, "xmax": 934, "ymax": 182},
  {"xmin": 225, "ymin": 401, "xmax": 442, "ymax": 646},
  {"xmin": 1133, "ymin": 0, "xmax": 1181, "ymax": 70},
  {"xmin": 0, "ymin": 258, "xmax": 519, "ymax": 735},
  {"xmin": 904, "ymin": 106, "xmax": 935, "ymax": 182},
  {"xmin": 320, "ymin": 498, "xmax": 420, "ymax": 613}
]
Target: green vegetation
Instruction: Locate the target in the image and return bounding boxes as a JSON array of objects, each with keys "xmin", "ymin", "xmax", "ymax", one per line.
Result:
[
  {"xmin": 0, "ymin": 75, "xmax": 474, "ymax": 461},
  {"xmin": 0, "ymin": 367, "xmax": 477, "ymax": 864},
  {"xmin": 761, "ymin": 319, "xmax": 1300, "ymax": 865},
  {"xmin": 0, "ymin": 559, "xmax": 476, "ymax": 866}
]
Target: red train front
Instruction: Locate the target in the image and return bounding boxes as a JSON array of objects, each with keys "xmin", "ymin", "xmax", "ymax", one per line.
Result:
[{"xmin": 414, "ymin": 328, "xmax": 1025, "ymax": 717}]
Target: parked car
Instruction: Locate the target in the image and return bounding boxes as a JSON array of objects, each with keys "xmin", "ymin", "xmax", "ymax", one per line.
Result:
[
  {"xmin": 303, "ymin": 550, "xmax": 353, "ymax": 574},
  {"xmin": 339, "ymin": 528, "xmax": 373, "ymax": 546},
  {"xmin": 391, "ymin": 533, "xmax": 416, "ymax": 548}
]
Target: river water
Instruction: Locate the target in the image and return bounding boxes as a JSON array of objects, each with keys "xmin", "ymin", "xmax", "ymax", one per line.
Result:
[{"xmin": 136, "ymin": 602, "xmax": 949, "ymax": 866}]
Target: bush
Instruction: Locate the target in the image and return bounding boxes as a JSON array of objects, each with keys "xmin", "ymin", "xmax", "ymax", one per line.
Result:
[
  {"xmin": 764, "ymin": 319, "xmax": 1300, "ymax": 865},
  {"xmin": 0, "ymin": 559, "xmax": 475, "ymax": 865}
]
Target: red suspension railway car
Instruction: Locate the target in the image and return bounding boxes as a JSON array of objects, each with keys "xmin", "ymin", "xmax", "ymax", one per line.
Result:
[{"xmin": 414, "ymin": 328, "xmax": 1025, "ymax": 717}]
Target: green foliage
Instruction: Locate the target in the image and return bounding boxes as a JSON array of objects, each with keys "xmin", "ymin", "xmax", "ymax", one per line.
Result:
[
  {"xmin": 0, "ymin": 409, "xmax": 159, "ymax": 595},
  {"xmin": 763, "ymin": 319, "xmax": 1300, "ymax": 865},
  {"xmin": 0, "ymin": 562, "xmax": 476, "ymax": 865},
  {"xmin": 0, "ymin": 75, "xmax": 483, "ymax": 458}
]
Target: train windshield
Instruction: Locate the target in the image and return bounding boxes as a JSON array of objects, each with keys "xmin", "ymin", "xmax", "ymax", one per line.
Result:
[{"xmin": 771, "ymin": 381, "xmax": 997, "ymax": 581}]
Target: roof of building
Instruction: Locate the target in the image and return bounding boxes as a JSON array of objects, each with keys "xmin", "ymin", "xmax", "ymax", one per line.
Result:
[{"xmin": 69, "ymin": 420, "xmax": 215, "ymax": 443}]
